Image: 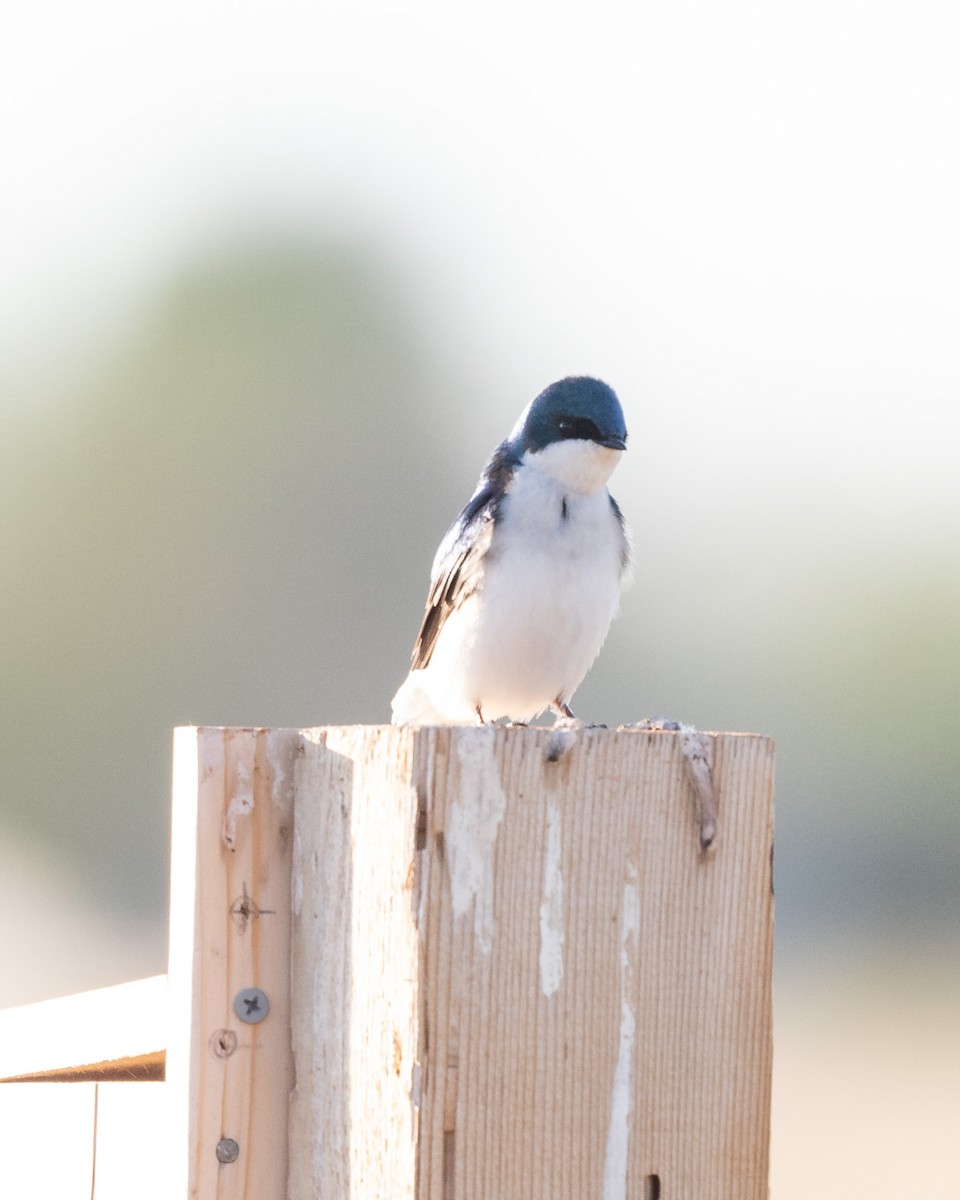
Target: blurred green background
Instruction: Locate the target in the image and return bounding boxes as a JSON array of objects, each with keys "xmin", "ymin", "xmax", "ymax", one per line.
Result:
[{"xmin": 2, "ymin": 2, "xmax": 958, "ymax": 1195}]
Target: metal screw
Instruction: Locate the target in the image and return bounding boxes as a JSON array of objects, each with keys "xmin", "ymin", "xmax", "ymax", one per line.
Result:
[
  {"xmin": 216, "ymin": 1138, "xmax": 240, "ymax": 1164},
  {"xmin": 233, "ymin": 986, "xmax": 270, "ymax": 1024}
]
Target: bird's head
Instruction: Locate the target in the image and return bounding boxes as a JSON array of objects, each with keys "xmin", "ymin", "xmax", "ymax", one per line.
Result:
[{"xmin": 510, "ymin": 376, "xmax": 627, "ymax": 494}]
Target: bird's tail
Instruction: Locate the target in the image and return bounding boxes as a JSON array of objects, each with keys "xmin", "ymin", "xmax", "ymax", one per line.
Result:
[{"xmin": 390, "ymin": 671, "xmax": 450, "ymax": 726}]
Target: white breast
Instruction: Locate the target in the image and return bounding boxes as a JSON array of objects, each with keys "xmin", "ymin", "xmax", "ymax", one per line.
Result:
[{"xmin": 399, "ymin": 446, "xmax": 628, "ymax": 723}]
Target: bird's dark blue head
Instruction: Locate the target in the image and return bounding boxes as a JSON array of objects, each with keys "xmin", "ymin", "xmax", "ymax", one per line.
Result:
[{"xmin": 513, "ymin": 377, "xmax": 627, "ymax": 456}]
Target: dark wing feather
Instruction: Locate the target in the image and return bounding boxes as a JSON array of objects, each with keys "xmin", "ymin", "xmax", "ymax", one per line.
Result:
[
  {"xmin": 608, "ymin": 493, "xmax": 632, "ymax": 573},
  {"xmin": 410, "ymin": 443, "xmax": 515, "ymax": 670}
]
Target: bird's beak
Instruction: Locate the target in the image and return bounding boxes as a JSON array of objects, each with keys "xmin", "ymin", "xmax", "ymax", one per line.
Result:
[{"xmin": 597, "ymin": 433, "xmax": 627, "ymax": 451}]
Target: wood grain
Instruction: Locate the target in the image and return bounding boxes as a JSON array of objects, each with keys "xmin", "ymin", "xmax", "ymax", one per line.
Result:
[
  {"xmin": 289, "ymin": 725, "xmax": 421, "ymax": 1200},
  {"xmin": 291, "ymin": 725, "xmax": 774, "ymax": 1200},
  {"xmin": 1, "ymin": 724, "xmax": 771, "ymax": 1199},
  {"xmin": 167, "ymin": 726, "xmax": 297, "ymax": 1198}
]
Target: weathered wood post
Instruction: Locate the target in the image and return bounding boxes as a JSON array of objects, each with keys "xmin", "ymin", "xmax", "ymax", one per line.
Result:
[
  {"xmin": 168, "ymin": 725, "xmax": 774, "ymax": 1200},
  {"xmin": 167, "ymin": 726, "xmax": 299, "ymax": 1198}
]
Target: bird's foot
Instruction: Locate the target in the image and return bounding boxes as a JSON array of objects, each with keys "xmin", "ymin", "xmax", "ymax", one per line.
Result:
[{"xmin": 550, "ymin": 699, "xmax": 588, "ymax": 730}]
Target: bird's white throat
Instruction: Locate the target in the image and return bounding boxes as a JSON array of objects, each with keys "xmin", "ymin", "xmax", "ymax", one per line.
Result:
[{"xmin": 525, "ymin": 439, "xmax": 622, "ymax": 495}]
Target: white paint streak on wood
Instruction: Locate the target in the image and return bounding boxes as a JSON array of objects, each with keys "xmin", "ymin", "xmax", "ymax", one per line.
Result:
[
  {"xmin": 221, "ymin": 756, "xmax": 254, "ymax": 849},
  {"xmin": 602, "ymin": 869, "xmax": 640, "ymax": 1200},
  {"xmin": 266, "ymin": 727, "xmax": 296, "ymax": 806},
  {"xmin": 448, "ymin": 727, "xmax": 507, "ymax": 952},
  {"xmin": 539, "ymin": 798, "xmax": 564, "ymax": 996}
]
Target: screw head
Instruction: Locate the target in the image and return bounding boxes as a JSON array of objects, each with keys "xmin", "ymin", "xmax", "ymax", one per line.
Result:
[
  {"xmin": 233, "ymin": 986, "xmax": 270, "ymax": 1024},
  {"xmin": 216, "ymin": 1137, "xmax": 240, "ymax": 1164}
]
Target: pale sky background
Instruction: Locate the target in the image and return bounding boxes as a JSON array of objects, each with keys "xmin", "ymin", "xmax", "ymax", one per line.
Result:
[
  {"xmin": 5, "ymin": 1, "xmax": 958, "ymax": 589},
  {"xmin": 2, "ymin": 2, "xmax": 958, "ymax": 1195},
  {"xmin": 5, "ymin": 1, "xmax": 960, "ymax": 469}
]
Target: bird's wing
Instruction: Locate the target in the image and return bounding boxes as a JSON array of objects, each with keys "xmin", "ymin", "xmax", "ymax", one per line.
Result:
[
  {"xmin": 410, "ymin": 484, "xmax": 498, "ymax": 670},
  {"xmin": 608, "ymin": 493, "xmax": 633, "ymax": 574}
]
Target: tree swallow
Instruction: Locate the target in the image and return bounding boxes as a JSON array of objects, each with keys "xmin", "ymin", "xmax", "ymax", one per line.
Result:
[{"xmin": 391, "ymin": 376, "xmax": 631, "ymax": 725}]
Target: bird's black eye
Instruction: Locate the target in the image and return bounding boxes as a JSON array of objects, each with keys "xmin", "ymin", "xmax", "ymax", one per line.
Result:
[{"xmin": 557, "ymin": 415, "xmax": 602, "ymax": 441}]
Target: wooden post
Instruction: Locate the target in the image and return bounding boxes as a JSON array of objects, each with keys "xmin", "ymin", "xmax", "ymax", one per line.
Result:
[
  {"xmin": 167, "ymin": 726, "xmax": 299, "ymax": 1197},
  {"xmin": 289, "ymin": 726, "xmax": 774, "ymax": 1200},
  {"xmin": 168, "ymin": 725, "xmax": 773, "ymax": 1199},
  {"xmin": 0, "ymin": 724, "xmax": 770, "ymax": 1198}
]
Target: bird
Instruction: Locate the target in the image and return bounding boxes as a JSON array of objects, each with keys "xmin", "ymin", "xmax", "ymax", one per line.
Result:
[{"xmin": 391, "ymin": 376, "xmax": 631, "ymax": 726}]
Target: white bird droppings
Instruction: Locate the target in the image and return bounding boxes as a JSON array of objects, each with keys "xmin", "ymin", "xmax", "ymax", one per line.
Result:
[
  {"xmin": 221, "ymin": 759, "xmax": 254, "ymax": 850},
  {"xmin": 602, "ymin": 868, "xmax": 639, "ymax": 1200},
  {"xmin": 448, "ymin": 729, "xmax": 507, "ymax": 953},
  {"xmin": 265, "ymin": 729, "xmax": 294, "ymax": 807},
  {"xmin": 539, "ymin": 800, "xmax": 564, "ymax": 996}
]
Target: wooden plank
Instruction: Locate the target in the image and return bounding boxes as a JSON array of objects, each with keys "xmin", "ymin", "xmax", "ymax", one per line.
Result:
[
  {"xmin": 166, "ymin": 727, "xmax": 297, "ymax": 1197},
  {"xmin": 290, "ymin": 726, "xmax": 774, "ymax": 1200},
  {"xmin": 0, "ymin": 1082, "xmax": 97, "ymax": 1198},
  {"xmin": 0, "ymin": 976, "xmax": 166, "ymax": 1082},
  {"xmin": 289, "ymin": 726, "xmax": 421, "ymax": 1200},
  {"xmin": 419, "ymin": 727, "xmax": 773, "ymax": 1200}
]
